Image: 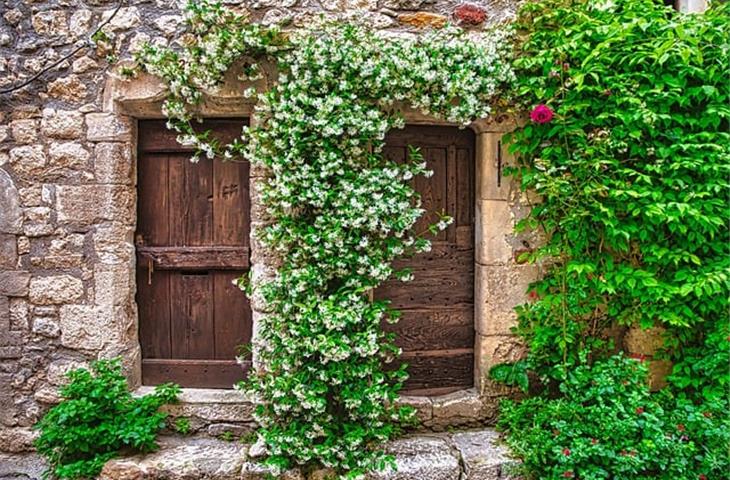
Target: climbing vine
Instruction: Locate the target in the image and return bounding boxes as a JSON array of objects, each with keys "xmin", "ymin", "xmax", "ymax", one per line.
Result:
[{"xmin": 136, "ymin": 2, "xmax": 514, "ymax": 476}]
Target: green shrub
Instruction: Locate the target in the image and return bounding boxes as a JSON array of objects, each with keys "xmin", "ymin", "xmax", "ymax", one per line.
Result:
[
  {"xmin": 34, "ymin": 359, "xmax": 180, "ymax": 479},
  {"xmin": 497, "ymin": 355, "xmax": 729, "ymax": 479}
]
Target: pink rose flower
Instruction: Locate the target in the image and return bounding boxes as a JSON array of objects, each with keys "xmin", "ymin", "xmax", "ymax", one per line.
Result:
[{"xmin": 530, "ymin": 104, "xmax": 554, "ymax": 124}]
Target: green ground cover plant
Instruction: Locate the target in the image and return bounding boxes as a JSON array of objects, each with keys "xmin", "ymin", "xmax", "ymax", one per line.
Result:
[{"xmin": 34, "ymin": 359, "xmax": 179, "ymax": 479}]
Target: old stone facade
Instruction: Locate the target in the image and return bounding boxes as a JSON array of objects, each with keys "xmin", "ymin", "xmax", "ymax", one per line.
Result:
[{"xmin": 1, "ymin": 0, "xmax": 700, "ymax": 476}]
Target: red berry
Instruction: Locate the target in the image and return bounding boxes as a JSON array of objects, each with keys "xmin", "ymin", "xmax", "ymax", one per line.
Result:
[
  {"xmin": 591, "ymin": 438, "xmax": 598, "ymax": 445},
  {"xmin": 635, "ymin": 407, "xmax": 644, "ymax": 415},
  {"xmin": 677, "ymin": 424, "xmax": 686, "ymax": 432},
  {"xmin": 563, "ymin": 471, "xmax": 574, "ymax": 478},
  {"xmin": 563, "ymin": 448, "xmax": 571, "ymax": 456},
  {"xmin": 699, "ymin": 475, "xmax": 707, "ymax": 480}
]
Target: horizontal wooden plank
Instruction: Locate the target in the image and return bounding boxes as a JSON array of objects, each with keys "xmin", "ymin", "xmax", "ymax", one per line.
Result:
[
  {"xmin": 375, "ymin": 248, "xmax": 474, "ymax": 309},
  {"xmin": 137, "ymin": 246, "xmax": 250, "ymax": 270},
  {"xmin": 393, "ymin": 350, "xmax": 474, "ymax": 393},
  {"xmin": 385, "ymin": 125, "xmax": 475, "ymax": 149},
  {"xmin": 138, "ymin": 119, "xmax": 250, "ymax": 153},
  {"xmin": 383, "ymin": 307, "xmax": 474, "ymax": 352},
  {"xmin": 142, "ymin": 359, "xmax": 250, "ymax": 389}
]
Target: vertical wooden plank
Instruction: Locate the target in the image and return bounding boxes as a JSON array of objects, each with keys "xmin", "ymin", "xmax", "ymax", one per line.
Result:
[
  {"xmin": 169, "ymin": 154, "xmax": 214, "ymax": 246},
  {"xmin": 214, "ymin": 160, "xmax": 250, "ymax": 247},
  {"xmin": 170, "ymin": 272, "xmax": 215, "ymax": 359},
  {"xmin": 415, "ymin": 146, "xmax": 447, "ymax": 241},
  {"xmin": 213, "ymin": 271, "xmax": 251, "ymax": 360},
  {"xmin": 446, "ymin": 143, "xmax": 458, "ymax": 243},
  {"xmin": 136, "ymin": 154, "xmax": 169, "ymax": 246},
  {"xmin": 136, "ymin": 269, "xmax": 172, "ymax": 358}
]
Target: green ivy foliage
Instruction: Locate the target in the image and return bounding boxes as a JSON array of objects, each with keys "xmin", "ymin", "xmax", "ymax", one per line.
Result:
[
  {"xmin": 34, "ymin": 359, "xmax": 180, "ymax": 479},
  {"xmin": 498, "ymin": 355, "xmax": 730, "ymax": 480},
  {"xmin": 506, "ymin": 0, "xmax": 729, "ymax": 375},
  {"xmin": 494, "ymin": 0, "xmax": 730, "ymax": 478},
  {"xmin": 135, "ymin": 2, "xmax": 514, "ymax": 476}
]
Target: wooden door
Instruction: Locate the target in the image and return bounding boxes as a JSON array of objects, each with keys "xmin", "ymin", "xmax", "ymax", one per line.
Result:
[
  {"xmin": 136, "ymin": 119, "xmax": 252, "ymax": 388},
  {"xmin": 376, "ymin": 125, "xmax": 475, "ymax": 396}
]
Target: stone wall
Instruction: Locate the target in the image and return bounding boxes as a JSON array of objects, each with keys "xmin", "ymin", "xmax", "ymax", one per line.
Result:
[{"xmin": 0, "ymin": 0, "xmax": 526, "ymax": 467}]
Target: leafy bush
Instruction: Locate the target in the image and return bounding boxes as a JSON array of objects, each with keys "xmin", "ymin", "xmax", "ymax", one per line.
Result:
[
  {"xmin": 34, "ymin": 359, "xmax": 180, "ymax": 479},
  {"xmin": 498, "ymin": 355, "xmax": 729, "ymax": 480},
  {"xmin": 494, "ymin": 0, "xmax": 730, "ymax": 478}
]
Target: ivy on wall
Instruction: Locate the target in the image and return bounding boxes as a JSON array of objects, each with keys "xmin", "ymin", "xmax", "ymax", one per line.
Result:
[{"xmin": 136, "ymin": 2, "xmax": 514, "ymax": 476}]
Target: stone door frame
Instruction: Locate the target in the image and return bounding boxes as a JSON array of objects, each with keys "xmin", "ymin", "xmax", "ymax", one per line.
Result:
[{"xmin": 105, "ymin": 69, "xmax": 537, "ymax": 425}]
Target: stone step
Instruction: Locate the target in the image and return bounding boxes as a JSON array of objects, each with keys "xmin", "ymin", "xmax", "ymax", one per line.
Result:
[
  {"xmin": 97, "ymin": 429, "xmax": 519, "ymax": 480},
  {"xmin": 0, "ymin": 429, "xmax": 520, "ymax": 480}
]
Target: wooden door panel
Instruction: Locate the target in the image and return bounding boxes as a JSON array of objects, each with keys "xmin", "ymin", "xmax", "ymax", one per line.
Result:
[
  {"xmin": 137, "ymin": 119, "xmax": 251, "ymax": 388},
  {"xmin": 378, "ymin": 125, "xmax": 475, "ymax": 395}
]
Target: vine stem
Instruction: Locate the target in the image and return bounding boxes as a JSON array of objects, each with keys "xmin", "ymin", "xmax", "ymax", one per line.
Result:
[{"xmin": 0, "ymin": 0, "xmax": 125, "ymax": 95}]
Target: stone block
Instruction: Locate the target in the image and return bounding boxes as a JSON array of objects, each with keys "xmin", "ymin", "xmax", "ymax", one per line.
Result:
[
  {"xmin": 93, "ymin": 224, "xmax": 135, "ymax": 265},
  {"xmin": 58, "ymin": 304, "xmax": 117, "ymax": 351},
  {"xmin": 0, "ymin": 170, "xmax": 22, "ymax": 234},
  {"xmin": 476, "ymin": 132, "xmax": 516, "ymax": 201},
  {"xmin": 0, "ymin": 271, "xmax": 30, "ymax": 296},
  {"xmin": 475, "ymin": 334, "xmax": 525, "ymax": 394},
  {"xmin": 452, "ymin": 429, "xmax": 518, "ymax": 480},
  {"xmin": 10, "ymin": 120, "xmax": 38, "ymax": 144},
  {"xmin": 431, "ymin": 388, "xmax": 482, "ymax": 421},
  {"xmin": 31, "ymin": 10, "xmax": 68, "ymax": 36},
  {"xmin": 94, "ymin": 264, "xmax": 134, "ymax": 307},
  {"xmin": 23, "ymin": 207, "xmax": 54, "ymax": 237},
  {"xmin": 475, "ymin": 200, "xmax": 514, "ymax": 265},
  {"xmin": 48, "ymin": 142, "xmax": 90, "ymax": 170},
  {"xmin": 29, "ymin": 275, "xmax": 83, "ymax": 305},
  {"xmin": 0, "ymin": 451, "xmax": 47, "ymax": 479},
  {"xmin": 475, "ymin": 264, "xmax": 538, "ymax": 336},
  {"xmin": 86, "ymin": 113, "xmax": 132, "ymax": 142},
  {"xmin": 371, "ymin": 436, "xmax": 460, "ymax": 480},
  {"xmin": 47, "ymin": 75, "xmax": 87, "ymax": 103},
  {"xmin": 0, "ymin": 234, "xmax": 17, "ymax": 269},
  {"xmin": 47, "ymin": 359, "xmax": 88, "ymax": 386},
  {"xmin": 94, "ymin": 142, "xmax": 134, "ymax": 184},
  {"xmin": 31, "ymin": 317, "xmax": 61, "ymax": 338},
  {"xmin": 9, "ymin": 146, "xmax": 46, "ymax": 177},
  {"xmin": 624, "ymin": 325, "xmax": 666, "ymax": 357},
  {"xmin": 41, "ymin": 109, "xmax": 84, "ymax": 139},
  {"xmin": 56, "ymin": 185, "xmax": 135, "ymax": 225},
  {"xmin": 397, "ymin": 12, "xmax": 448, "ymax": 28},
  {"xmin": 0, "ymin": 427, "xmax": 37, "ymax": 453},
  {"xmin": 396, "ymin": 394, "xmax": 433, "ymax": 422}
]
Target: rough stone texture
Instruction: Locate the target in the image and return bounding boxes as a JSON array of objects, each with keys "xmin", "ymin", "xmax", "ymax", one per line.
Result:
[
  {"xmin": 475, "ymin": 264, "xmax": 539, "ymax": 337},
  {"xmin": 29, "ymin": 275, "xmax": 84, "ymax": 305},
  {"xmin": 453, "ymin": 430, "xmax": 519, "ymax": 479},
  {"xmin": 99, "ymin": 437, "xmax": 248, "ymax": 480}
]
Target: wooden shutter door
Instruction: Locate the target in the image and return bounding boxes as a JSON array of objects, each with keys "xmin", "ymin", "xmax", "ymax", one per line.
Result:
[
  {"xmin": 377, "ymin": 125, "xmax": 476, "ymax": 396},
  {"xmin": 136, "ymin": 119, "xmax": 252, "ymax": 388}
]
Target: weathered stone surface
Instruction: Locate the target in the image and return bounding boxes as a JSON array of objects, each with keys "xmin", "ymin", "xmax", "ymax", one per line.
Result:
[
  {"xmin": 94, "ymin": 142, "xmax": 134, "ymax": 184},
  {"xmin": 69, "ymin": 10, "xmax": 93, "ymax": 37},
  {"xmin": 476, "ymin": 200, "xmax": 514, "ymax": 265},
  {"xmin": 155, "ymin": 15, "xmax": 183, "ymax": 35},
  {"xmin": 29, "ymin": 275, "xmax": 84, "ymax": 305},
  {"xmin": 372, "ymin": 436, "xmax": 460, "ymax": 480},
  {"xmin": 453, "ymin": 3, "xmax": 488, "ymax": 25},
  {"xmin": 9, "ymin": 146, "xmax": 46, "ymax": 177},
  {"xmin": 48, "ymin": 142, "xmax": 90, "ymax": 170},
  {"xmin": 475, "ymin": 264, "xmax": 538, "ymax": 336},
  {"xmin": 10, "ymin": 120, "xmax": 38, "ymax": 144},
  {"xmin": 93, "ymin": 223, "xmax": 135, "ymax": 265},
  {"xmin": 47, "ymin": 75, "xmax": 87, "ymax": 103},
  {"xmin": 476, "ymin": 133, "xmax": 515, "ymax": 202},
  {"xmin": 86, "ymin": 113, "xmax": 133, "ymax": 142},
  {"xmin": 56, "ymin": 185, "xmax": 135, "ymax": 225},
  {"xmin": 41, "ymin": 109, "xmax": 84, "ymax": 139},
  {"xmin": 0, "ymin": 452, "xmax": 47, "ymax": 478},
  {"xmin": 59, "ymin": 305, "xmax": 118, "ymax": 351},
  {"xmin": 101, "ymin": 6, "xmax": 141, "ymax": 31},
  {"xmin": 31, "ymin": 10, "xmax": 68, "ymax": 36},
  {"xmin": 0, "ymin": 234, "xmax": 17, "ymax": 269},
  {"xmin": 241, "ymin": 463, "xmax": 304, "ymax": 480},
  {"xmin": 453, "ymin": 430, "xmax": 517, "ymax": 480},
  {"xmin": 0, "ymin": 169, "xmax": 22, "ymax": 234},
  {"xmin": 0, "ymin": 427, "xmax": 37, "ymax": 453},
  {"xmin": 0, "ymin": 271, "xmax": 30, "ymax": 297},
  {"xmin": 94, "ymin": 264, "xmax": 133, "ymax": 306},
  {"xmin": 475, "ymin": 334, "xmax": 525, "ymax": 394},
  {"xmin": 31, "ymin": 317, "xmax": 61, "ymax": 338},
  {"xmin": 207, "ymin": 422, "xmax": 253, "ymax": 438},
  {"xmin": 47, "ymin": 359, "xmax": 88, "ymax": 386},
  {"xmin": 398, "ymin": 12, "xmax": 447, "ymax": 28},
  {"xmin": 100, "ymin": 437, "xmax": 247, "ymax": 480},
  {"xmin": 624, "ymin": 325, "xmax": 665, "ymax": 356},
  {"xmin": 432, "ymin": 389, "xmax": 483, "ymax": 421},
  {"xmin": 397, "ymin": 394, "xmax": 433, "ymax": 422},
  {"xmin": 23, "ymin": 207, "xmax": 54, "ymax": 237}
]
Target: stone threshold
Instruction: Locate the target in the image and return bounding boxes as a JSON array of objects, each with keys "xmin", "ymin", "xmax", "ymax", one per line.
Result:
[
  {"xmin": 97, "ymin": 429, "xmax": 519, "ymax": 480},
  {"xmin": 134, "ymin": 386, "xmax": 497, "ymax": 435}
]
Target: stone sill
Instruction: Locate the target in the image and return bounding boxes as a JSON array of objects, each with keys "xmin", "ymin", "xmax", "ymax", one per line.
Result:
[{"xmin": 134, "ymin": 386, "xmax": 495, "ymax": 432}]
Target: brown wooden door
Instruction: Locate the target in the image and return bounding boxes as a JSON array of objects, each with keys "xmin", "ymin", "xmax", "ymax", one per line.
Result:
[
  {"xmin": 376, "ymin": 125, "xmax": 475, "ymax": 396},
  {"xmin": 136, "ymin": 119, "xmax": 252, "ymax": 388}
]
